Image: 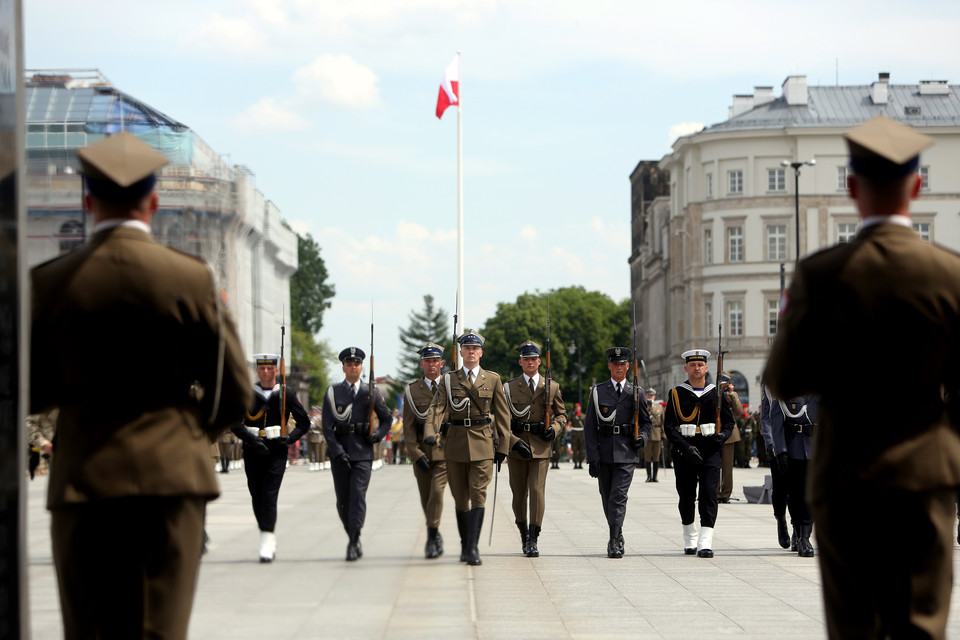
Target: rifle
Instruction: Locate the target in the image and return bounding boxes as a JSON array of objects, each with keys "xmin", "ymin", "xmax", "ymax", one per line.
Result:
[
  {"xmin": 632, "ymin": 302, "xmax": 640, "ymax": 440},
  {"xmin": 368, "ymin": 310, "xmax": 376, "ymax": 438},
  {"xmin": 280, "ymin": 308, "xmax": 287, "ymax": 436},
  {"xmin": 544, "ymin": 299, "xmax": 551, "ymax": 437},
  {"xmin": 451, "ymin": 291, "xmax": 459, "ymax": 371},
  {"xmin": 715, "ymin": 323, "xmax": 728, "ymax": 429}
]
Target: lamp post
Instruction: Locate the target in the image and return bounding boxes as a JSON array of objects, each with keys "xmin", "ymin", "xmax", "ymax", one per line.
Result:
[
  {"xmin": 567, "ymin": 337, "xmax": 584, "ymax": 406},
  {"xmin": 781, "ymin": 159, "xmax": 816, "ymax": 264}
]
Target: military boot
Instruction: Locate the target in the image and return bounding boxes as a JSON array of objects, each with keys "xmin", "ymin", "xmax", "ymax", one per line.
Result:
[
  {"xmin": 796, "ymin": 524, "xmax": 815, "ymax": 558},
  {"xmin": 696, "ymin": 526, "xmax": 715, "ymax": 558},
  {"xmin": 644, "ymin": 463, "xmax": 653, "ymax": 482},
  {"xmin": 607, "ymin": 525, "xmax": 623, "ymax": 558},
  {"xmin": 466, "ymin": 508, "xmax": 485, "ymax": 566},
  {"xmin": 682, "ymin": 523, "xmax": 698, "ymax": 555},
  {"xmin": 516, "ymin": 520, "xmax": 529, "ymax": 555},
  {"xmin": 456, "ymin": 510, "xmax": 469, "ymax": 562},
  {"xmin": 790, "ymin": 525, "xmax": 798, "ymax": 552},
  {"xmin": 425, "ymin": 527, "xmax": 441, "ymax": 559},
  {"xmin": 526, "ymin": 524, "xmax": 541, "ymax": 558},
  {"xmin": 776, "ymin": 514, "xmax": 790, "ymax": 549},
  {"xmin": 435, "ymin": 530, "xmax": 444, "ymax": 556},
  {"xmin": 651, "ymin": 461, "xmax": 659, "ymax": 482},
  {"xmin": 345, "ymin": 530, "xmax": 360, "ymax": 562}
]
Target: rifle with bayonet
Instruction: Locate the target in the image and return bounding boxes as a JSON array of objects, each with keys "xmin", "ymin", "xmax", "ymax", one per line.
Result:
[
  {"xmin": 451, "ymin": 292, "xmax": 459, "ymax": 372},
  {"xmin": 632, "ymin": 303, "xmax": 641, "ymax": 441},
  {"xmin": 280, "ymin": 308, "xmax": 287, "ymax": 436},
  {"xmin": 368, "ymin": 311, "xmax": 376, "ymax": 438},
  {"xmin": 545, "ymin": 299, "xmax": 551, "ymax": 437},
  {"xmin": 715, "ymin": 323, "xmax": 728, "ymax": 429}
]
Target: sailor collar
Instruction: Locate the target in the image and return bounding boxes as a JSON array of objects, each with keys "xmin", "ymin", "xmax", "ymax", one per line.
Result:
[
  {"xmin": 678, "ymin": 382, "xmax": 715, "ymax": 398},
  {"xmin": 254, "ymin": 382, "xmax": 281, "ymax": 400}
]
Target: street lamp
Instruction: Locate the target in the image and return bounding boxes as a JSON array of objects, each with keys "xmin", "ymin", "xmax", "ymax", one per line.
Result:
[
  {"xmin": 780, "ymin": 159, "xmax": 816, "ymax": 264},
  {"xmin": 567, "ymin": 338, "xmax": 584, "ymax": 406}
]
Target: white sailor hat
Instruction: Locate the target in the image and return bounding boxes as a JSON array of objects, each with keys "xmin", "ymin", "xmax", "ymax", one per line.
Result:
[
  {"xmin": 682, "ymin": 349, "xmax": 710, "ymax": 363},
  {"xmin": 254, "ymin": 353, "xmax": 279, "ymax": 366},
  {"xmin": 418, "ymin": 343, "xmax": 444, "ymax": 360},
  {"xmin": 458, "ymin": 330, "xmax": 484, "ymax": 346},
  {"xmin": 338, "ymin": 347, "xmax": 366, "ymax": 363}
]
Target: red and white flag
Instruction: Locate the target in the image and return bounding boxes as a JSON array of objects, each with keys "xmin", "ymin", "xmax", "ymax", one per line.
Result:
[{"xmin": 435, "ymin": 55, "xmax": 459, "ymax": 120}]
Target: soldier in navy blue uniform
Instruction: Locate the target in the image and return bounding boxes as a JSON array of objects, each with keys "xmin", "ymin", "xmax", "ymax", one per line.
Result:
[
  {"xmin": 322, "ymin": 347, "xmax": 392, "ymax": 561},
  {"xmin": 584, "ymin": 347, "xmax": 652, "ymax": 558},
  {"xmin": 663, "ymin": 349, "xmax": 735, "ymax": 558},
  {"xmin": 760, "ymin": 387, "xmax": 818, "ymax": 557},
  {"xmin": 232, "ymin": 353, "xmax": 311, "ymax": 562}
]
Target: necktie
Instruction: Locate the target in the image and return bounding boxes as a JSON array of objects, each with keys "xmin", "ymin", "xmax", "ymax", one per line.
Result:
[
  {"xmin": 350, "ymin": 384, "xmax": 356, "ymax": 399},
  {"xmin": 431, "ymin": 380, "xmax": 437, "ymax": 393},
  {"xmin": 467, "ymin": 371, "xmax": 474, "ymax": 385},
  {"xmin": 529, "ymin": 379, "xmax": 535, "ymax": 394},
  {"xmin": 616, "ymin": 383, "xmax": 622, "ymax": 397}
]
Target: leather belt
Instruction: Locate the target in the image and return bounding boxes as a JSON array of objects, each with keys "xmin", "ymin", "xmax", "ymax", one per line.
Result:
[
  {"xmin": 512, "ymin": 420, "xmax": 545, "ymax": 435},
  {"xmin": 598, "ymin": 424, "xmax": 631, "ymax": 437}
]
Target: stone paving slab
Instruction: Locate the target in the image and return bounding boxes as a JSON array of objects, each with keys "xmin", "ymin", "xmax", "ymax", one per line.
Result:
[{"xmin": 24, "ymin": 461, "xmax": 960, "ymax": 639}]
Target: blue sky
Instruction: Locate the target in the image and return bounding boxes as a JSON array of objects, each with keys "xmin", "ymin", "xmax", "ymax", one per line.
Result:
[{"xmin": 25, "ymin": 0, "xmax": 960, "ymax": 379}]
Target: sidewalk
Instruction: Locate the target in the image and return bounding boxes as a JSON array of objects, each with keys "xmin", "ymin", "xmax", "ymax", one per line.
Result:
[{"xmin": 25, "ymin": 460, "xmax": 960, "ymax": 639}]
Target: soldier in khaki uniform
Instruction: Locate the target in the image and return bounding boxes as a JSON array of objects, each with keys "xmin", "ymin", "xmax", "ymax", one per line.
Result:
[
  {"xmin": 764, "ymin": 116, "xmax": 960, "ymax": 639},
  {"xmin": 423, "ymin": 330, "xmax": 531, "ymax": 566},
  {"xmin": 217, "ymin": 428, "xmax": 236, "ymax": 473},
  {"xmin": 504, "ymin": 340, "xmax": 566, "ymax": 557},
  {"xmin": 717, "ymin": 373, "xmax": 743, "ymax": 502},
  {"xmin": 306, "ymin": 410, "xmax": 325, "ymax": 471},
  {"xmin": 30, "ymin": 132, "xmax": 251, "ymax": 640},
  {"xmin": 643, "ymin": 388, "xmax": 664, "ymax": 482},
  {"xmin": 402, "ymin": 342, "xmax": 450, "ymax": 559},
  {"xmin": 567, "ymin": 403, "xmax": 586, "ymax": 469}
]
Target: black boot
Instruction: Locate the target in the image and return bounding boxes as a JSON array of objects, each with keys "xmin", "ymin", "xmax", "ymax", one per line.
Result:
[
  {"xmin": 516, "ymin": 520, "xmax": 529, "ymax": 556},
  {"xmin": 645, "ymin": 463, "xmax": 652, "ymax": 482},
  {"xmin": 776, "ymin": 515, "xmax": 790, "ymax": 549},
  {"xmin": 790, "ymin": 526, "xmax": 798, "ymax": 552},
  {"xmin": 435, "ymin": 530, "xmax": 444, "ymax": 556},
  {"xmin": 607, "ymin": 526, "xmax": 623, "ymax": 558},
  {"xmin": 346, "ymin": 530, "xmax": 360, "ymax": 561},
  {"xmin": 796, "ymin": 524, "xmax": 815, "ymax": 557},
  {"xmin": 456, "ymin": 510, "xmax": 469, "ymax": 562},
  {"xmin": 526, "ymin": 524, "xmax": 541, "ymax": 558},
  {"xmin": 466, "ymin": 508, "xmax": 485, "ymax": 566},
  {"xmin": 425, "ymin": 527, "xmax": 441, "ymax": 559},
  {"xmin": 220, "ymin": 458, "xmax": 229, "ymax": 473},
  {"xmin": 652, "ymin": 462, "xmax": 659, "ymax": 482}
]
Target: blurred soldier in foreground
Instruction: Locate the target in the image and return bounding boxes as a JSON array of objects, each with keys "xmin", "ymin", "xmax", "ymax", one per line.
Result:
[
  {"xmin": 30, "ymin": 132, "xmax": 250, "ymax": 639},
  {"xmin": 402, "ymin": 342, "xmax": 450, "ymax": 559},
  {"xmin": 643, "ymin": 388, "xmax": 663, "ymax": 482},
  {"xmin": 322, "ymin": 347, "xmax": 392, "ymax": 561},
  {"xmin": 504, "ymin": 340, "xmax": 566, "ymax": 557},
  {"xmin": 764, "ymin": 116, "xmax": 960, "ymax": 639},
  {"xmin": 232, "ymin": 353, "xmax": 310, "ymax": 562}
]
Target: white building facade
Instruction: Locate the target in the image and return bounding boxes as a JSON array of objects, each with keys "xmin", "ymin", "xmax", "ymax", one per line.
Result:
[{"xmin": 633, "ymin": 73, "xmax": 960, "ymax": 407}]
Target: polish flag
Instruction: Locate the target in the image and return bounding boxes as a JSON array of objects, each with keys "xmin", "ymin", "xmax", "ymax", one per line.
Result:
[{"xmin": 435, "ymin": 55, "xmax": 459, "ymax": 119}]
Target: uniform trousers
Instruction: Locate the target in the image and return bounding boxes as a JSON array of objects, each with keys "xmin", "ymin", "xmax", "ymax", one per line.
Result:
[
  {"xmin": 217, "ymin": 440, "xmax": 232, "ymax": 467},
  {"xmin": 413, "ymin": 459, "xmax": 449, "ymax": 528},
  {"xmin": 813, "ymin": 487, "xmax": 955, "ymax": 640},
  {"xmin": 446, "ymin": 459, "xmax": 493, "ymax": 510},
  {"xmin": 770, "ymin": 456, "xmax": 788, "ymax": 520},
  {"xmin": 718, "ymin": 442, "xmax": 735, "ymax": 500},
  {"xmin": 508, "ymin": 456, "xmax": 549, "ymax": 525},
  {"xmin": 331, "ymin": 459, "xmax": 373, "ymax": 533},
  {"xmin": 597, "ymin": 462, "xmax": 636, "ymax": 533},
  {"xmin": 675, "ymin": 449, "xmax": 721, "ymax": 527},
  {"xmin": 52, "ymin": 496, "xmax": 205, "ymax": 640},
  {"xmin": 644, "ymin": 439, "xmax": 662, "ymax": 463},
  {"xmin": 242, "ymin": 448, "xmax": 287, "ymax": 532},
  {"xmin": 570, "ymin": 430, "xmax": 585, "ymax": 464},
  {"xmin": 786, "ymin": 457, "xmax": 811, "ymax": 526},
  {"xmin": 307, "ymin": 440, "xmax": 325, "ymax": 463}
]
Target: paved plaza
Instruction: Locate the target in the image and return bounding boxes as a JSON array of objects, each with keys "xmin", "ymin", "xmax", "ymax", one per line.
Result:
[{"xmin": 25, "ymin": 460, "xmax": 960, "ymax": 639}]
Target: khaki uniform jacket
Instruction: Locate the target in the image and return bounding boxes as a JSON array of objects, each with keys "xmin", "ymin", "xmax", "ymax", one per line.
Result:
[
  {"xmin": 648, "ymin": 402, "xmax": 664, "ymax": 441},
  {"xmin": 424, "ymin": 368, "xmax": 511, "ymax": 463},
  {"xmin": 504, "ymin": 376, "xmax": 567, "ymax": 459},
  {"xmin": 31, "ymin": 226, "xmax": 251, "ymax": 509},
  {"xmin": 724, "ymin": 391, "xmax": 742, "ymax": 444},
  {"xmin": 764, "ymin": 222, "xmax": 960, "ymax": 503},
  {"xmin": 403, "ymin": 378, "xmax": 443, "ymax": 463}
]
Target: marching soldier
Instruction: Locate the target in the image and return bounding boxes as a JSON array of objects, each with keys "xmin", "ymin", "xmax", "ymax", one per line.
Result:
[
  {"xmin": 644, "ymin": 388, "xmax": 664, "ymax": 482},
  {"xmin": 402, "ymin": 342, "xmax": 450, "ymax": 559},
  {"xmin": 232, "ymin": 353, "xmax": 311, "ymax": 562},
  {"xmin": 306, "ymin": 410, "xmax": 325, "ymax": 471},
  {"xmin": 504, "ymin": 340, "xmax": 566, "ymax": 557},
  {"xmin": 423, "ymin": 330, "xmax": 532, "ymax": 566},
  {"xmin": 567, "ymin": 402, "xmax": 586, "ymax": 469},
  {"xmin": 322, "ymin": 347, "xmax": 393, "ymax": 561},
  {"xmin": 217, "ymin": 428, "xmax": 235, "ymax": 473},
  {"xmin": 663, "ymin": 349, "xmax": 735, "ymax": 558},
  {"xmin": 734, "ymin": 404, "xmax": 755, "ymax": 469},
  {"xmin": 717, "ymin": 373, "xmax": 743, "ymax": 503},
  {"xmin": 583, "ymin": 347, "xmax": 651, "ymax": 558},
  {"xmin": 760, "ymin": 387, "xmax": 817, "ymax": 557}
]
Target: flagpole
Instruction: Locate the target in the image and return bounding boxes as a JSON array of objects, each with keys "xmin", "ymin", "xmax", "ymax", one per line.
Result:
[{"xmin": 456, "ymin": 50, "xmax": 464, "ymax": 369}]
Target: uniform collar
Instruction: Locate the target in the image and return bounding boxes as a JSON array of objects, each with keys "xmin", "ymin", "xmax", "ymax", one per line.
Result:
[
  {"xmin": 859, "ymin": 214, "xmax": 912, "ymax": 231},
  {"xmin": 92, "ymin": 218, "xmax": 151, "ymax": 235},
  {"xmin": 523, "ymin": 373, "xmax": 540, "ymax": 388}
]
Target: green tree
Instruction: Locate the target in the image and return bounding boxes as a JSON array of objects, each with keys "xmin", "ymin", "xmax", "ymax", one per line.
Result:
[
  {"xmin": 479, "ymin": 287, "xmax": 631, "ymax": 407},
  {"xmin": 397, "ymin": 295, "xmax": 451, "ymax": 383},
  {"xmin": 290, "ymin": 232, "xmax": 335, "ymax": 335},
  {"xmin": 290, "ymin": 328, "xmax": 335, "ymax": 407}
]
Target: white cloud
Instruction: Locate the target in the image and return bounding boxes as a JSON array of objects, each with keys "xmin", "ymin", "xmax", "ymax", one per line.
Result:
[
  {"xmin": 293, "ymin": 55, "xmax": 382, "ymax": 109},
  {"xmin": 185, "ymin": 13, "xmax": 268, "ymax": 58},
  {"xmin": 230, "ymin": 98, "xmax": 314, "ymax": 133},
  {"xmin": 667, "ymin": 122, "xmax": 705, "ymax": 151},
  {"xmin": 519, "ymin": 225, "xmax": 537, "ymax": 241}
]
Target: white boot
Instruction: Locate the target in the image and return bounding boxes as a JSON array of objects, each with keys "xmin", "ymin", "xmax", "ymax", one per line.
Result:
[
  {"xmin": 696, "ymin": 526, "xmax": 714, "ymax": 558},
  {"xmin": 682, "ymin": 523, "xmax": 699, "ymax": 555},
  {"xmin": 259, "ymin": 531, "xmax": 277, "ymax": 563}
]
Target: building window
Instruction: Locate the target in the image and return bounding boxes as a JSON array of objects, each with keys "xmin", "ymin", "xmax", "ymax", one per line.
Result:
[
  {"xmin": 919, "ymin": 166, "xmax": 929, "ymax": 190},
  {"xmin": 726, "ymin": 300, "xmax": 744, "ymax": 336},
  {"xmin": 728, "ymin": 226, "xmax": 743, "ymax": 262},
  {"xmin": 728, "ymin": 170, "xmax": 743, "ymax": 194},
  {"xmin": 767, "ymin": 168, "xmax": 786, "ymax": 192},
  {"xmin": 913, "ymin": 222, "xmax": 931, "ymax": 242},
  {"xmin": 705, "ymin": 302, "xmax": 713, "ymax": 337},
  {"xmin": 837, "ymin": 222, "xmax": 858, "ymax": 243},
  {"xmin": 767, "ymin": 224, "xmax": 787, "ymax": 261},
  {"xmin": 837, "ymin": 166, "xmax": 848, "ymax": 190},
  {"xmin": 767, "ymin": 299, "xmax": 779, "ymax": 335},
  {"xmin": 706, "ymin": 172, "xmax": 713, "ymax": 199},
  {"xmin": 704, "ymin": 229, "xmax": 713, "ymax": 264}
]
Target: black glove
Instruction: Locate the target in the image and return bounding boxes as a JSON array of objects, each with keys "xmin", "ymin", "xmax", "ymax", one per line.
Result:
[
  {"xmin": 251, "ymin": 439, "xmax": 270, "ymax": 456},
  {"xmin": 686, "ymin": 446, "xmax": 703, "ymax": 465},
  {"xmin": 336, "ymin": 452, "xmax": 351, "ymax": 470},
  {"xmin": 494, "ymin": 450, "xmax": 506, "ymax": 472},
  {"xmin": 542, "ymin": 427, "xmax": 556, "ymax": 441},
  {"xmin": 512, "ymin": 439, "xmax": 533, "ymax": 459},
  {"xmin": 415, "ymin": 455, "xmax": 430, "ymax": 473},
  {"xmin": 711, "ymin": 433, "xmax": 726, "ymax": 444},
  {"xmin": 422, "ymin": 435, "xmax": 437, "ymax": 447},
  {"xmin": 367, "ymin": 432, "xmax": 383, "ymax": 444},
  {"xmin": 588, "ymin": 462, "xmax": 599, "ymax": 478},
  {"xmin": 275, "ymin": 435, "xmax": 292, "ymax": 446},
  {"xmin": 776, "ymin": 452, "xmax": 789, "ymax": 475},
  {"xmin": 632, "ymin": 436, "xmax": 645, "ymax": 450}
]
